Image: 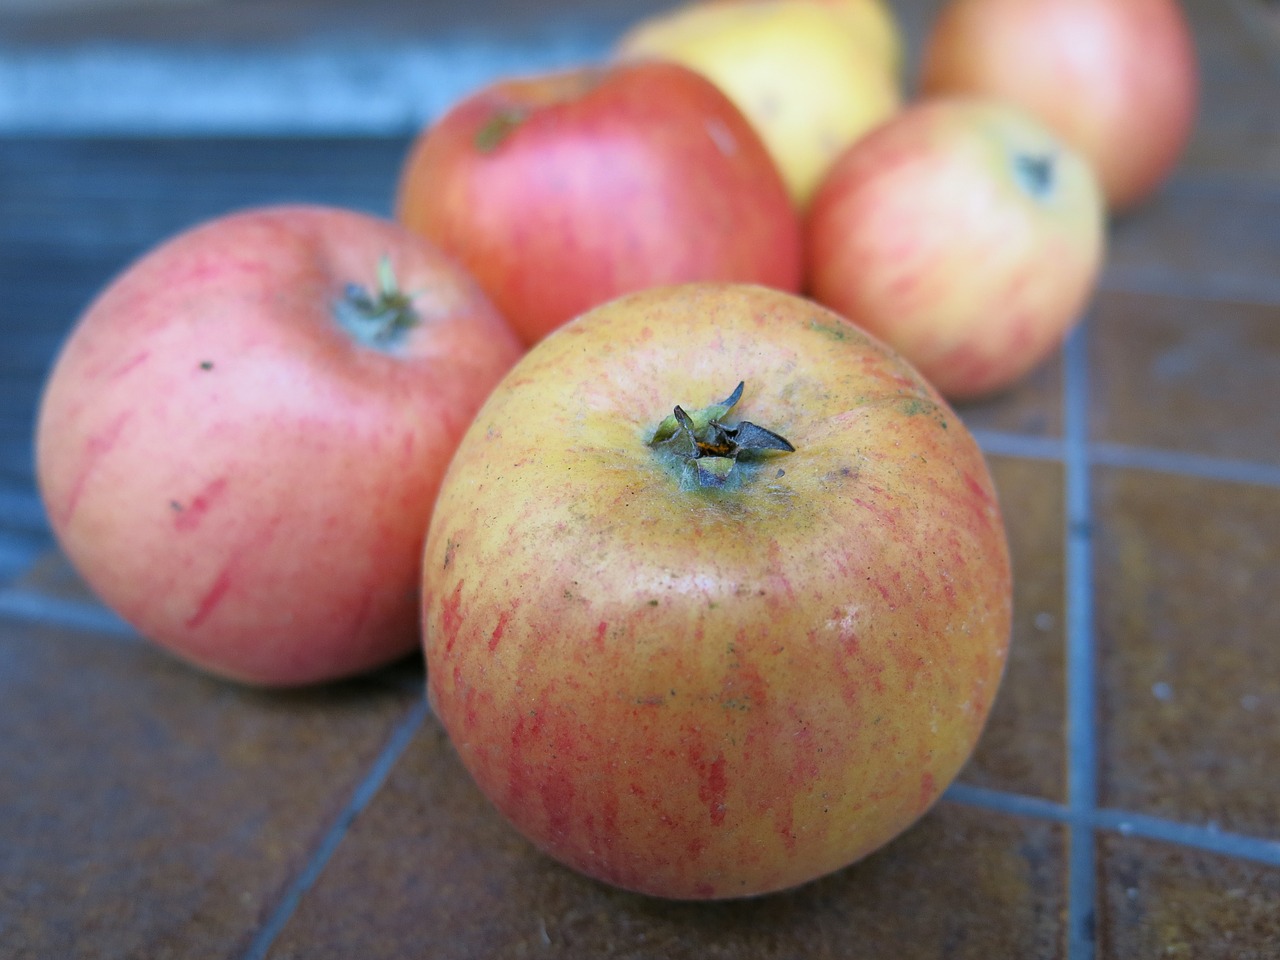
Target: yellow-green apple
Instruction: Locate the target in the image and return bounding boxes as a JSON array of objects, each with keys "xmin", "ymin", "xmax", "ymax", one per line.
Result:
[
  {"xmin": 422, "ymin": 282, "xmax": 1012, "ymax": 899},
  {"xmin": 35, "ymin": 205, "xmax": 523, "ymax": 686},
  {"xmin": 920, "ymin": 0, "xmax": 1198, "ymax": 212},
  {"xmin": 616, "ymin": 0, "xmax": 904, "ymax": 208},
  {"xmin": 807, "ymin": 97, "xmax": 1105, "ymax": 400},
  {"xmin": 395, "ymin": 61, "xmax": 802, "ymax": 345}
]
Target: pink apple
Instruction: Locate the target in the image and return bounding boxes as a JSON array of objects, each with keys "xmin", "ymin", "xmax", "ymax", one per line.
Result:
[
  {"xmin": 806, "ymin": 97, "xmax": 1105, "ymax": 400},
  {"xmin": 35, "ymin": 205, "xmax": 523, "ymax": 686},
  {"xmin": 394, "ymin": 61, "xmax": 803, "ymax": 344},
  {"xmin": 920, "ymin": 0, "xmax": 1198, "ymax": 212}
]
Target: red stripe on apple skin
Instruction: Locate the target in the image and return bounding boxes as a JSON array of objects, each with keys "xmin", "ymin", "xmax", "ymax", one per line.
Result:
[
  {"xmin": 184, "ymin": 564, "xmax": 234, "ymax": 629},
  {"xmin": 106, "ymin": 349, "xmax": 152, "ymax": 382},
  {"xmin": 440, "ymin": 580, "xmax": 465, "ymax": 654},
  {"xmin": 172, "ymin": 475, "xmax": 229, "ymax": 532},
  {"xmin": 488, "ymin": 608, "xmax": 512, "ymax": 653},
  {"xmin": 59, "ymin": 410, "xmax": 134, "ymax": 527},
  {"xmin": 692, "ymin": 748, "xmax": 729, "ymax": 827}
]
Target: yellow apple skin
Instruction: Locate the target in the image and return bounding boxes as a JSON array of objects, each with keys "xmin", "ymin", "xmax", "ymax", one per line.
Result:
[
  {"xmin": 423, "ymin": 282, "xmax": 1012, "ymax": 899},
  {"xmin": 617, "ymin": 0, "xmax": 904, "ymax": 208},
  {"xmin": 807, "ymin": 98, "xmax": 1106, "ymax": 400}
]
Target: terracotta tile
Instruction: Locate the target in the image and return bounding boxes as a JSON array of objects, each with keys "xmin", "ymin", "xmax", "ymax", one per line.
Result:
[
  {"xmin": 1094, "ymin": 467, "xmax": 1280, "ymax": 838},
  {"xmin": 1097, "ymin": 833, "xmax": 1280, "ymax": 960},
  {"xmin": 1104, "ymin": 183, "xmax": 1280, "ymax": 304},
  {"xmin": 270, "ymin": 717, "xmax": 1066, "ymax": 959},
  {"xmin": 0, "ymin": 618, "xmax": 421, "ymax": 960},
  {"xmin": 960, "ymin": 456, "xmax": 1066, "ymax": 802},
  {"xmin": 1178, "ymin": 0, "xmax": 1280, "ymax": 184},
  {"xmin": 954, "ymin": 349, "xmax": 1064, "ymax": 439},
  {"xmin": 1090, "ymin": 291, "xmax": 1280, "ymax": 465}
]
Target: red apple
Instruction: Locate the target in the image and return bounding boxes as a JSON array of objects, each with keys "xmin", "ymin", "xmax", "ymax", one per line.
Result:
[
  {"xmin": 920, "ymin": 0, "xmax": 1198, "ymax": 212},
  {"xmin": 35, "ymin": 205, "xmax": 523, "ymax": 686},
  {"xmin": 614, "ymin": 0, "xmax": 905, "ymax": 208},
  {"xmin": 395, "ymin": 61, "xmax": 803, "ymax": 344},
  {"xmin": 806, "ymin": 97, "xmax": 1105, "ymax": 400}
]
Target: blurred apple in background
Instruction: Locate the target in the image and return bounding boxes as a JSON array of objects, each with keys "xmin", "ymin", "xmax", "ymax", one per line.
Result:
[
  {"xmin": 806, "ymin": 98, "xmax": 1105, "ymax": 400},
  {"xmin": 616, "ymin": 0, "xmax": 904, "ymax": 208},
  {"xmin": 919, "ymin": 0, "xmax": 1198, "ymax": 213},
  {"xmin": 395, "ymin": 61, "xmax": 802, "ymax": 344},
  {"xmin": 810, "ymin": 0, "xmax": 903, "ymax": 72}
]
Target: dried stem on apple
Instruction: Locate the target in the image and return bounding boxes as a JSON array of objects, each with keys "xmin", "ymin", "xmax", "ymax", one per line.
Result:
[
  {"xmin": 1013, "ymin": 151, "xmax": 1056, "ymax": 200},
  {"xmin": 333, "ymin": 256, "xmax": 420, "ymax": 349},
  {"xmin": 473, "ymin": 106, "xmax": 530, "ymax": 153},
  {"xmin": 648, "ymin": 381, "xmax": 795, "ymax": 489}
]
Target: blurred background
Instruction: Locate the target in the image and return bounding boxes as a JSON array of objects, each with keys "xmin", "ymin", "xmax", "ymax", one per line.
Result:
[{"xmin": 2, "ymin": 2, "xmax": 1279, "ymax": 959}]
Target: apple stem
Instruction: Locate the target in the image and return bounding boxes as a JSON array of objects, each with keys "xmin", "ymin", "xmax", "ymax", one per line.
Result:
[
  {"xmin": 333, "ymin": 256, "xmax": 420, "ymax": 349},
  {"xmin": 648, "ymin": 381, "xmax": 794, "ymax": 489},
  {"xmin": 474, "ymin": 106, "xmax": 530, "ymax": 153}
]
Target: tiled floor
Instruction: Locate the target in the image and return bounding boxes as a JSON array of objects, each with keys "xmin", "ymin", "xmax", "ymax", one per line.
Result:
[{"xmin": 2, "ymin": 1, "xmax": 1279, "ymax": 958}]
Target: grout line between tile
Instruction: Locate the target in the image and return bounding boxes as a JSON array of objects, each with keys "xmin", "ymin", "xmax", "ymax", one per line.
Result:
[
  {"xmin": 969, "ymin": 429, "xmax": 1066, "ymax": 462},
  {"xmin": 240, "ymin": 694, "xmax": 430, "ymax": 960},
  {"xmin": 1091, "ymin": 443, "xmax": 1280, "ymax": 489},
  {"xmin": 1063, "ymin": 319, "xmax": 1099, "ymax": 960},
  {"xmin": 1094, "ymin": 809, "xmax": 1280, "ymax": 869},
  {"xmin": 1099, "ymin": 270, "xmax": 1280, "ymax": 310},
  {"xmin": 947, "ymin": 782, "xmax": 1280, "ymax": 869},
  {"xmin": 943, "ymin": 782, "xmax": 1071, "ymax": 822}
]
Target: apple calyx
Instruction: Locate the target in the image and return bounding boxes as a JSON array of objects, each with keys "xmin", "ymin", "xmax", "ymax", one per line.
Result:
[
  {"xmin": 1013, "ymin": 151, "xmax": 1056, "ymax": 201},
  {"xmin": 333, "ymin": 257, "xmax": 420, "ymax": 350},
  {"xmin": 648, "ymin": 381, "xmax": 795, "ymax": 489}
]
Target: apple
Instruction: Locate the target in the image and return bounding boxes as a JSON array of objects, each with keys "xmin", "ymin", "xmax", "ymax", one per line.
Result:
[
  {"xmin": 920, "ymin": 0, "xmax": 1198, "ymax": 212},
  {"xmin": 806, "ymin": 97, "xmax": 1105, "ymax": 400},
  {"xmin": 422, "ymin": 282, "xmax": 1012, "ymax": 899},
  {"xmin": 35, "ymin": 205, "xmax": 523, "ymax": 686},
  {"xmin": 616, "ymin": 0, "xmax": 904, "ymax": 208},
  {"xmin": 813, "ymin": 0, "xmax": 903, "ymax": 72},
  {"xmin": 395, "ymin": 61, "xmax": 802, "ymax": 345}
]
